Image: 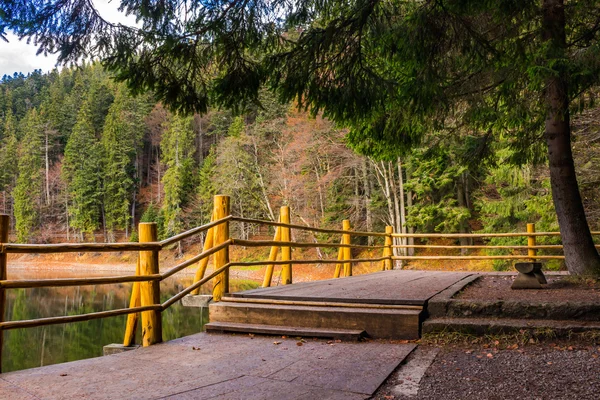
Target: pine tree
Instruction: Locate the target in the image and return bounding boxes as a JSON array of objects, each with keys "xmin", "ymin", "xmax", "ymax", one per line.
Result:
[
  {"xmin": 101, "ymin": 86, "xmax": 151, "ymax": 241},
  {"xmin": 63, "ymin": 100, "xmax": 103, "ymax": 239},
  {"xmin": 13, "ymin": 109, "xmax": 43, "ymax": 242},
  {"xmin": 161, "ymin": 114, "xmax": 196, "ymax": 237},
  {"xmin": 0, "ymin": 110, "xmax": 18, "ymax": 214}
]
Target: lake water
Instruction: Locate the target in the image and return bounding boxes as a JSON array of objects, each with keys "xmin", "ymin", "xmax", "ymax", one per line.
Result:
[{"xmin": 1, "ymin": 268, "xmax": 260, "ymax": 373}]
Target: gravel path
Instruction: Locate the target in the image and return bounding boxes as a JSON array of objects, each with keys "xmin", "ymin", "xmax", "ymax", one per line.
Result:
[{"xmin": 372, "ymin": 342, "xmax": 600, "ymax": 400}]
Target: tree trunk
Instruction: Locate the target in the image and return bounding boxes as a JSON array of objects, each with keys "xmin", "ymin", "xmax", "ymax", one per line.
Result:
[
  {"xmin": 361, "ymin": 158, "xmax": 373, "ymax": 245},
  {"xmin": 456, "ymin": 172, "xmax": 472, "ymax": 255},
  {"xmin": 45, "ymin": 130, "xmax": 51, "ymax": 206},
  {"xmin": 397, "ymin": 158, "xmax": 407, "ymax": 258},
  {"xmin": 542, "ymin": 0, "xmax": 600, "ymax": 276},
  {"xmin": 405, "ymin": 163, "xmax": 415, "ymax": 256}
]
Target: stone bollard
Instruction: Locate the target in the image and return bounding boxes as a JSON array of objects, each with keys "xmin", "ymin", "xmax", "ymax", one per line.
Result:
[{"xmin": 511, "ymin": 262, "xmax": 547, "ymax": 289}]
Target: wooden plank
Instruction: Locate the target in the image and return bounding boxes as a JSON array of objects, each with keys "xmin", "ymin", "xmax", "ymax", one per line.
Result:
[
  {"xmin": 231, "ymin": 270, "xmax": 471, "ymax": 306},
  {"xmin": 205, "ymin": 322, "xmax": 366, "ymax": 341},
  {"xmin": 209, "ymin": 301, "xmax": 422, "ymax": 339}
]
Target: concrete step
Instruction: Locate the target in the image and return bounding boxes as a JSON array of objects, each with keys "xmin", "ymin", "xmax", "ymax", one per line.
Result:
[
  {"xmin": 209, "ymin": 300, "xmax": 423, "ymax": 340},
  {"xmin": 423, "ymin": 317, "xmax": 600, "ymax": 337},
  {"xmin": 431, "ymin": 299, "xmax": 600, "ymax": 321},
  {"xmin": 205, "ymin": 321, "xmax": 367, "ymax": 341}
]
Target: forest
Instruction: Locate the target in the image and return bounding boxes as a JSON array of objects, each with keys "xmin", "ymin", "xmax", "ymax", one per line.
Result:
[{"xmin": 1, "ymin": 64, "xmax": 600, "ymax": 269}]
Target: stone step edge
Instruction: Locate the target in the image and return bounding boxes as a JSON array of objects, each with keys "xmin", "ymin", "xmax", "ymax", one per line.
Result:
[
  {"xmin": 205, "ymin": 321, "xmax": 367, "ymax": 341},
  {"xmin": 423, "ymin": 317, "xmax": 600, "ymax": 336},
  {"xmin": 427, "ymin": 298, "xmax": 600, "ymax": 321}
]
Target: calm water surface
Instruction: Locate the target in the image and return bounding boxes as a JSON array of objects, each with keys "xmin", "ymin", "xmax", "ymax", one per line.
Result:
[{"xmin": 2, "ymin": 268, "xmax": 260, "ymax": 373}]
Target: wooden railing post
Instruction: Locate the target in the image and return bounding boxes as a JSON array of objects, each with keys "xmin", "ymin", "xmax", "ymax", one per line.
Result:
[
  {"xmin": 123, "ymin": 258, "xmax": 141, "ymax": 347},
  {"xmin": 280, "ymin": 206, "xmax": 292, "ymax": 285},
  {"xmin": 0, "ymin": 214, "xmax": 9, "ymax": 373},
  {"xmin": 139, "ymin": 222, "xmax": 162, "ymax": 346},
  {"xmin": 527, "ymin": 223, "xmax": 536, "ymax": 262},
  {"xmin": 262, "ymin": 218, "xmax": 281, "ymax": 288},
  {"xmin": 382, "ymin": 226, "xmax": 393, "ymax": 271},
  {"xmin": 212, "ymin": 195, "xmax": 230, "ymax": 301},
  {"xmin": 342, "ymin": 220, "xmax": 352, "ymax": 277},
  {"xmin": 333, "ymin": 240, "xmax": 344, "ymax": 278},
  {"xmin": 191, "ymin": 213, "xmax": 215, "ymax": 295}
]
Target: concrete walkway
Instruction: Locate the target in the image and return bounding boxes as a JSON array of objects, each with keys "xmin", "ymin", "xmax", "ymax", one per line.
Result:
[{"xmin": 1, "ymin": 333, "xmax": 415, "ymax": 400}]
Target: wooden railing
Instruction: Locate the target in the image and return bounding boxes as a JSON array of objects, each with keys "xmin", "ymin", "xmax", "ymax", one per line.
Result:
[{"xmin": 0, "ymin": 195, "xmax": 594, "ymax": 372}]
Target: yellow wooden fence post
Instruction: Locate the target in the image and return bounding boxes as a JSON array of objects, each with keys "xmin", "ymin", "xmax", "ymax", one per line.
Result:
[
  {"xmin": 342, "ymin": 220, "xmax": 352, "ymax": 277},
  {"xmin": 382, "ymin": 226, "xmax": 393, "ymax": 271},
  {"xmin": 333, "ymin": 241, "xmax": 343, "ymax": 278},
  {"xmin": 191, "ymin": 214, "xmax": 215, "ymax": 295},
  {"xmin": 212, "ymin": 195, "xmax": 230, "ymax": 301},
  {"xmin": 280, "ymin": 206, "xmax": 292, "ymax": 285},
  {"xmin": 0, "ymin": 214, "xmax": 10, "ymax": 373},
  {"xmin": 262, "ymin": 218, "xmax": 281, "ymax": 288},
  {"xmin": 123, "ymin": 258, "xmax": 141, "ymax": 346},
  {"xmin": 527, "ymin": 223, "xmax": 536, "ymax": 262},
  {"xmin": 139, "ymin": 222, "xmax": 162, "ymax": 346}
]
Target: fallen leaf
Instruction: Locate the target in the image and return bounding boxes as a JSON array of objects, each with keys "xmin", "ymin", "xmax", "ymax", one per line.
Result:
[
  {"xmin": 273, "ymin": 341, "xmax": 281, "ymax": 345},
  {"xmin": 547, "ymin": 362, "xmax": 553, "ymax": 365},
  {"xmin": 60, "ymin": 373, "xmax": 68, "ymax": 377},
  {"xmin": 297, "ymin": 342, "xmax": 303, "ymax": 346},
  {"xmin": 486, "ymin": 353, "xmax": 494, "ymax": 359},
  {"xmin": 568, "ymin": 346, "xmax": 574, "ymax": 351}
]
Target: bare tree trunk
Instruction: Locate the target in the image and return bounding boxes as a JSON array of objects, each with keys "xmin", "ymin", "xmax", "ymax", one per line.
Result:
[
  {"xmin": 45, "ymin": 130, "xmax": 51, "ymax": 206},
  {"xmin": 405, "ymin": 164, "xmax": 415, "ymax": 256},
  {"xmin": 156, "ymin": 150, "xmax": 161, "ymax": 203},
  {"xmin": 361, "ymin": 158, "xmax": 373, "ymax": 245},
  {"xmin": 397, "ymin": 158, "xmax": 407, "ymax": 259},
  {"xmin": 456, "ymin": 172, "xmax": 472, "ymax": 255},
  {"xmin": 388, "ymin": 162, "xmax": 402, "ymax": 266},
  {"xmin": 251, "ymin": 138, "xmax": 276, "ymax": 221},
  {"xmin": 542, "ymin": 0, "xmax": 600, "ymax": 276}
]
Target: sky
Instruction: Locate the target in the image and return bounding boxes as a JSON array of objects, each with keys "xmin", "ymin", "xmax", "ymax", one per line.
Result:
[{"xmin": 0, "ymin": 0, "xmax": 137, "ymax": 77}]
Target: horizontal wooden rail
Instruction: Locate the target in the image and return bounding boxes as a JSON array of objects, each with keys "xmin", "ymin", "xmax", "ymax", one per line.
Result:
[
  {"xmin": 232, "ymin": 238, "xmax": 385, "ymax": 250},
  {"xmin": 0, "ymin": 305, "xmax": 162, "ymax": 331},
  {"xmin": 161, "ymin": 240, "xmax": 233, "ymax": 280},
  {"xmin": 0, "ymin": 274, "xmax": 162, "ymax": 290},
  {"xmin": 392, "ymin": 255, "xmax": 565, "ymax": 260},
  {"xmin": 2, "ymin": 242, "xmax": 161, "ymax": 254},
  {"xmin": 229, "ymin": 257, "xmax": 388, "ymax": 267},
  {"xmin": 231, "ymin": 216, "xmax": 389, "ymax": 237},
  {"xmin": 159, "ymin": 216, "xmax": 233, "ymax": 247},
  {"xmin": 390, "ymin": 244, "xmax": 568, "ymax": 250},
  {"xmin": 161, "ymin": 263, "xmax": 231, "ymax": 309},
  {"xmin": 392, "ymin": 231, "xmax": 600, "ymax": 239}
]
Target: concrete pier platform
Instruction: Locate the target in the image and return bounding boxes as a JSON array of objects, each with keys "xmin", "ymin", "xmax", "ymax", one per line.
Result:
[{"xmin": 1, "ymin": 333, "xmax": 415, "ymax": 400}]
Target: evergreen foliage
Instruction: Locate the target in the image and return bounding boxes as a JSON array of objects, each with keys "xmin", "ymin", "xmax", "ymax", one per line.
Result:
[
  {"xmin": 161, "ymin": 114, "xmax": 196, "ymax": 237},
  {"xmin": 63, "ymin": 100, "xmax": 103, "ymax": 238},
  {"xmin": 13, "ymin": 109, "xmax": 43, "ymax": 242}
]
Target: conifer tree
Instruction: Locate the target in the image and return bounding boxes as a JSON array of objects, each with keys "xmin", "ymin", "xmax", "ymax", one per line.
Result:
[
  {"xmin": 100, "ymin": 86, "xmax": 151, "ymax": 240},
  {"xmin": 63, "ymin": 100, "xmax": 103, "ymax": 239},
  {"xmin": 161, "ymin": 114, "xmax": 196, "ymax": 237},
  {"xmin": 0, "ymin": 110, "xmax": 18, "ymax": 214},
  {"xmin": 13, "ymin": 109, "xmax": 43, "ymax": 242}
]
